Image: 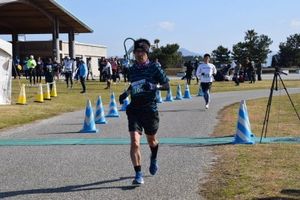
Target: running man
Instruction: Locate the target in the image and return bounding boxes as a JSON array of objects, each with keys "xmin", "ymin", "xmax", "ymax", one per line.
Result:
[
  {"xmin": 196, "ymin": 53, "xmax": 217, "ymax": 109},
  {"xmin": 119, "ymin": 38, "xmax": 170, "ymax": 185}
]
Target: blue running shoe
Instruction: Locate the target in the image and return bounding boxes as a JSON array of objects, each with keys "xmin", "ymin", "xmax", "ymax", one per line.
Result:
[
  {"xmin": 149, "ymin": 158, "xmax": 158, "ymax": 175},
  {"xmin": 132, "ymin": 171, "xmax": 144, "ymax": 185}
]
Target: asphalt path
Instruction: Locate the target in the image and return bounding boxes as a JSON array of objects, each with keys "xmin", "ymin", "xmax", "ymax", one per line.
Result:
[{"xmin": 0, "ymin": 88, "xmax": 300, "ymax": 200}]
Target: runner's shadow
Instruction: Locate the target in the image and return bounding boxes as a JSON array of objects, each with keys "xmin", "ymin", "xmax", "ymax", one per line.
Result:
[
  {"xmin": 252, "ymin": 189, "xmax": 300, "ymax": 200},
  {"xmin": 159, "ymin": 109, "xmax": 206, "ymax": 113},
  {"xmin": 0, "ymin": 176, "xmax": 142, "ymax": 198},
  {"xmin": 252, "ymin": 197, "xmax": 296, "ymax": 200},
  {"xmin": 281, "ymin": 189, "xmax": 300, "ymax": 197}
]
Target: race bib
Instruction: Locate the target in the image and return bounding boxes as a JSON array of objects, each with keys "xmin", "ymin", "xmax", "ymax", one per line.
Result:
[
  {"xmin": 202, "ymin": 73, "xmax": 210, "ymax": 78},
  {"xmin": 131, "ymin": 79, "xmax": 146, "ymax": 95}
]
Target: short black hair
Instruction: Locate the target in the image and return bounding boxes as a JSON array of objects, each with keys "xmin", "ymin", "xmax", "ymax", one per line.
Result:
[
  {"xmin": 204, "ymin": 53, "xmax": 211, "ymax": 58},
  {"xmin": 134, "ymin": 38, "xmax": 151, "ymax": 53}
]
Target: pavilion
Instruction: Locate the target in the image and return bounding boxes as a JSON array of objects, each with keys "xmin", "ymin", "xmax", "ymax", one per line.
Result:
[{"xmin": 0, "ymin": 0, "xmax": 94, "ymax": 60}]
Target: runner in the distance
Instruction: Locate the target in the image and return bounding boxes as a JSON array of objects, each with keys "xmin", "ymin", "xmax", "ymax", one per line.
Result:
[
  {"xmin": 119, "ymin": 38, "xmax": 170, "ymax": 185},
  {"xmin": 196, "ymin": 53, "xmax": 217, "ymax": 109}
]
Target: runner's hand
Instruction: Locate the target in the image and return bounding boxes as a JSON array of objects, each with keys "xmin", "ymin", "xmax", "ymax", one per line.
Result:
[
  {"xmin": 142, "ymin": 82, "xmax": 157, "ymax": 91},
  {"xmin": 119, "ymin": 92, "xmax": 128, "ymax": 104}
]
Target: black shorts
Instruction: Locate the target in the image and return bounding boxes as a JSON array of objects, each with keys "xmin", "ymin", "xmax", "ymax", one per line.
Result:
[
  {"xmin": 126, "ymin": 109, "xmax": 159, "ymax": 135},
  {"xmin": 201, "ymin": 82, "xmax": 212, "ymax": 93}
]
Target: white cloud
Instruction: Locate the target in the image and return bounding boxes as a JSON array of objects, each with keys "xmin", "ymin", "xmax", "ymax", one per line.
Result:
[
  {"xmin": 158, "ymin": 21, "xmax": 175, "ymax": 31},
  {"xmin": 290, "ymin": 19, "xmax": 300, "ymax": 28}
]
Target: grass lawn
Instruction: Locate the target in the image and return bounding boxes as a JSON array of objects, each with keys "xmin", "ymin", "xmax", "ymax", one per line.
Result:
[{"xmin": 201, "ymin": 94, "xmax": 300, "ymax": 200}]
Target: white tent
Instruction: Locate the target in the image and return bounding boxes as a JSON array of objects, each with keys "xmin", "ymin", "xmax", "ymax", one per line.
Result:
[{"xmin": 0, "ymin": 38, "xmax": 12, "ymax": 105}]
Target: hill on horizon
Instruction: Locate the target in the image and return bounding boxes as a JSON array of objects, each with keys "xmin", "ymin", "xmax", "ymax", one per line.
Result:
[{"xmin": 179, "ymin": 48, "xmax": 201, "ymax": 57}]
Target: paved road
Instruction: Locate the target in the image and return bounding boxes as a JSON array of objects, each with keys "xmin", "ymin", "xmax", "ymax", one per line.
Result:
[{"xmin": 0, "ymin": 88, "xmax": 299, "ymax": 200}]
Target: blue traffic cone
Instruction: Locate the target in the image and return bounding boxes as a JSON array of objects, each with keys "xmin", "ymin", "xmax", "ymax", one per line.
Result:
[
  {"xmin": 232, "ymin": 100, "xmax": 255, "ymax": 144},
  {"xmin": 156, "ymin": 90, "xmax": 163, "ymax": 103},
  {"xmin": 80, "ymin": 100, "xmax": 98, "ymax": 133},
  {"xmin": 106, "ymin": 93, "xmax": 120, "ymax": 117},
  {"xmin": 197, "ymin": 85, "xmax": 204, "ymax": 96},
  {"xmin": 175, "ymin": 84, "xmax": 183, "ymax": 100},
  {"xmin": 95, "ymin": 96, "xmax": 107, "ymax": 124},
  {"xmin": 120, "ymin": 96, "xmax": 130, "ymax": 111},
  {"xmin": 165, "ymin": 88, "xmax": 174, "ymax": 102},
  {"xmin": 183, "ymin": 84, "xmax": 192, "ymax": 99}
]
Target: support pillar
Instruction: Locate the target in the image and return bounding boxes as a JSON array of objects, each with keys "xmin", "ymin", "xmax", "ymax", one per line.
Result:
[
  {"xmin": 12, "ymin": 33, "xmax": 19, "ymax": 60},
  {"xmin": 52, "ymin": 17, "xmax": 60, "ymax": 60},
  {"xmin": 68, "ymin": 30, "xmax": 75, "ymax": 59}
]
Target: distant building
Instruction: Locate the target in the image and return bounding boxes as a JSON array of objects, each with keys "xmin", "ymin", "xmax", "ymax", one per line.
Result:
[{"xmin": 18, "ymin": 40, "xmax": 107, "ymax": 75}]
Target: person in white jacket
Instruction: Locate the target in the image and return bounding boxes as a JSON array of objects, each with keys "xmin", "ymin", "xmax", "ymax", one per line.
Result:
[
  {"xmin": 102, "ymin": 59, "xmax": 112, "ymax": 89},
  {"xmin": 196, "ymin": 54, "xmax": 217, "ymax": 109}
]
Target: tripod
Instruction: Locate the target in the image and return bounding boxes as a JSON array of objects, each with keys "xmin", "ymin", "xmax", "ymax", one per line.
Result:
[{"xmin": 260, "ymin": 69, "xmax": 300, "ymax": 143}]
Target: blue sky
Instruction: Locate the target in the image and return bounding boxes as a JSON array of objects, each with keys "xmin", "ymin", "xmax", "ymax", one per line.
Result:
[{"xmin": 3, "ymin": 0, "xmax": 300, "ymax": 57}]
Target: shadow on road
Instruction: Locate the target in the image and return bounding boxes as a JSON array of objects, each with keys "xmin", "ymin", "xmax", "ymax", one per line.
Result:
[
  {"xmin": 252, "ymin": 189, "xmax": 300, "ymax": 200},
  {"xmin": 159, "ymin": 108, "xmax": 206, "ymax": 113},
  {"xmin": 253, "ymin": 197, "xmax": 297, "ymax": 200},
  {"xmin": 0, "ymin": 177, "xmax": 139, "ymax": 199},
  {"xmin": 281, "ymin": 189, "xmax": 300, "ymax": 197}
]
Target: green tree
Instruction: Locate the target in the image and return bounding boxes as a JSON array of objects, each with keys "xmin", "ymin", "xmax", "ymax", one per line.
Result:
[
  {"xmin": 232, "ymin": 42, "xmax": 248, "ymax": 64},
  {"xmin": 212, "ymin": 45, "xmax": 231, "ymax": 67},
  {"xmin": 232, "ymin": 29, "xmax": 272, "ymax": 65},
  {"xmin": 149, "ymin": 43, "xmax": 182, "ymax": 68},
  {"xmin": 278, "ymin": 34, "xmax": 300, "ymax": 67}
]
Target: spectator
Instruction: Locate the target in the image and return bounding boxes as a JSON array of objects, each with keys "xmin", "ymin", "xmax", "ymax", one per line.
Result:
[
  {"xmin": 102, "ymin": 59, "xmax": 112, "ymax": 89},
  {"xmin": 194, "ymin": 58, "xmax": 200, "ymax": 84},
  {"xmin": 53, "ymin": 57, "xmax": 61, "ymax": 81},
  {"xmin": 111, "ymin": 57, "xmax": 118, "ymax": 83},
  {"xmin": 36, "ymin": 57, "xmax": 43, "ymax": 83},
  {"xmin": 27, "ymin": 55, "xmax": 37, "ymax": 85},
  {"xmin": 23, "ymin": 57, "xmax": 29, "ymax": 80},
  {"xmin": 12, "ymin": 57, "xmax": 21, "ymax": 79},
  {"xmin": 98, "ymin": 57, "xmax": 106, "ymax": 82},
  {"xmin": 233, "ymin": 63, "xmax": 242, "ymax": 86},
  {"xmin": 256, "ymin": 63, "xmax": 262, "ymax": 81},
  {"xmin": 78, "ymin": 59, "xmax": 88, "ymax": 93},
  {"xmin": 63, "ymin": 56, "xmax": 75, "ymax": 88},
  {"xmin": 44, "ymin": 58, "xmax": 54, "ymax": 91},
  {"xmin": 86, "ymin": 58, "xmax": 95, "ymax": 80},
  {"xmin": 246, "ymin": 58, "xmax": 256, "ymax": 83},
  {"xmin": 185, "ymin": 60, "xmax": 194, "ymax": 85}
]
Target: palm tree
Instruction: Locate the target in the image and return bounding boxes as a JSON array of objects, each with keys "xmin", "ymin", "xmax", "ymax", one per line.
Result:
[{"xmin": 154, "ymin": 39, "xmax": 160, "ymax": 48}]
